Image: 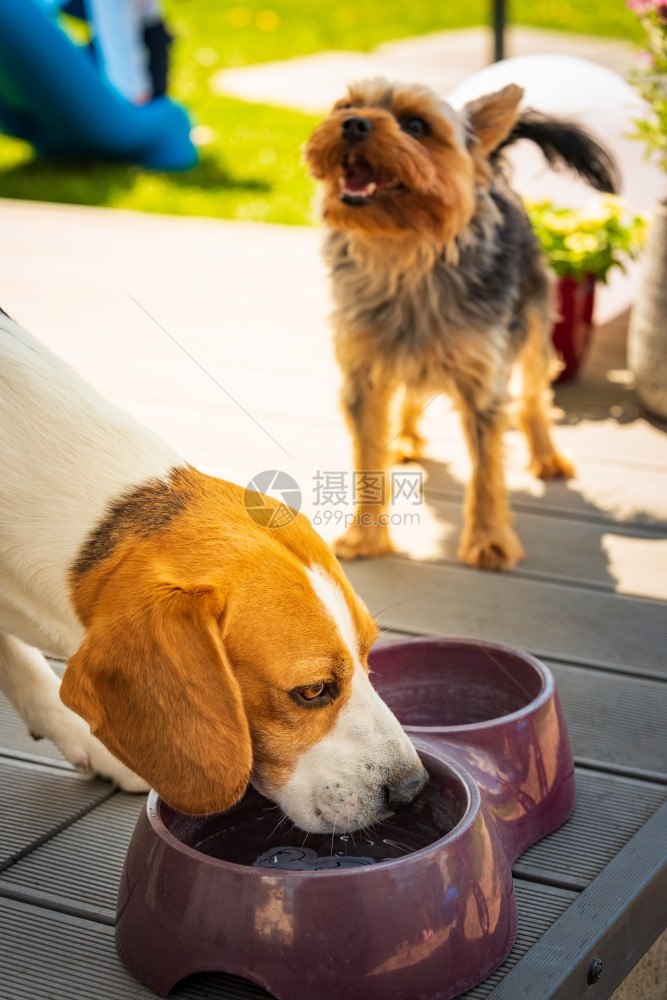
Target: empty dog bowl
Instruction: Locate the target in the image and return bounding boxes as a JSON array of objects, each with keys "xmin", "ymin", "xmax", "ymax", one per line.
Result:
[
  {"xmin": 116, "ymin": 749, "xmax": 517, "ymax": 1000},
  {"xmin": 368, "ymin": 638, "xmax": 575, "ymax": 860}
]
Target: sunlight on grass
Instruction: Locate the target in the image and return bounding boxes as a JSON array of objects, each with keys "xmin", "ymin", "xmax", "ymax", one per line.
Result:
[
  {"xmin": 0, "ymin": 98, "xmax": 320, "ymax": 224},
  {"xmin": 0, "ymin": 1, "xmax": 642, "ymax": 226}
]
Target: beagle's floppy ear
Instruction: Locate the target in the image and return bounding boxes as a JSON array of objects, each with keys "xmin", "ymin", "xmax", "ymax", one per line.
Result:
[
  {"xmin": 61, "ymin": 581, "xmax": 252, "ymax": 815},
  {"xmin": 464, "ymin": 83, "xmax": 524, "ymax": 154}
]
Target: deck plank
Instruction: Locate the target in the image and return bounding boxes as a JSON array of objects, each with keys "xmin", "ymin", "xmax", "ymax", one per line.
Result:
[
  {"xmin": 343, "ymin": 557, "xmax": 667, "ymax": 675},
  {"xmin": 0, "ymin": 894, "xmax": 274, "ymax": 999},
  {"xmin": 0, "ymin": 793, "xmax": 146, "ymax": 920},
  {"xmin": 462, "ymin": 883, "xmax": 578, "ymax": 999},
  {"xmin": 512, "ymin": 771, "xmax": 667, "ymax": 890},
  {"xmin": 378, "ymin": 493, "xmax": 667, "ymax": 600},
  {"xmin": 0, "ymin": 759, "xmax": 114, "ymax": 872},
  {"xmin": 489, "ymin": 803, "xmax": 667, "ymax": 1000},
  {"xmin": 548, "ymin": 662, "xmax": 667, "ymax": 776},
  {"xmin": 0, "ymin": 696, "xmax": 70, "ymax": 768}
]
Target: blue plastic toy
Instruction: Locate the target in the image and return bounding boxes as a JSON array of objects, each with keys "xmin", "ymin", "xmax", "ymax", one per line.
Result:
[{"xmin": 0, "ymin": 0, "xmax": 197, "ymax": 170}]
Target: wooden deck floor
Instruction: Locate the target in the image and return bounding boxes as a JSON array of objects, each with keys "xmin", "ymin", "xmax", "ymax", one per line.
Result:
[{"xmin": 0, "ymin": 198, "xmax": 665, "ymax": 999}]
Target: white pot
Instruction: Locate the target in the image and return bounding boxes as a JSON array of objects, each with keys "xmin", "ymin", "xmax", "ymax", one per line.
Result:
[{"xmin": 628, "ymin": 201, "xmax": 667, "ymax": 420}]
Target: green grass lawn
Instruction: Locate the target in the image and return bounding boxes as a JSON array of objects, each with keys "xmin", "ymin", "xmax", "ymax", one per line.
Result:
[{"xmin": 0, "ymin": 1, "xmax": 643, "ymax": 226}]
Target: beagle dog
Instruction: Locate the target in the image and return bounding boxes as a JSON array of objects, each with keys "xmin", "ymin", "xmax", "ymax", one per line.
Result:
[{"xmin": 0, "ymin": 309, "xmax": 427, "ymax": 830}]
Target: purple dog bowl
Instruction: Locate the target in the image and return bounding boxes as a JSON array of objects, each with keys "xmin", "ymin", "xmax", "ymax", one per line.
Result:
[
  {"xmin": 369, "ymin": 638, "xmax": 575, "ymax": 861},
  {"xmin": 117, "ymin": 751, "xmax": 516, "ymax": 1000},
  {"xmin": 116, "ymin": 640, "xmax": 574, "ymax": 999}
]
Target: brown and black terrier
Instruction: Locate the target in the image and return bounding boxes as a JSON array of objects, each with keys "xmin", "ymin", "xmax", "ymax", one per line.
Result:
[{"xmin": 305, "ymin": 79, "xmax": 618, "ymax": 569}]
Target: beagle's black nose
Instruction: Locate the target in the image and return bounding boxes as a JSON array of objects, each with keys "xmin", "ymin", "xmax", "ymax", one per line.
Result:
[
  {"xmin": 342, "ymin": 115, "xmax": 373, "ymax": 144},
  {"xmin": 385, "ymin": 768, "xmax": 429, "ymax": 812}
]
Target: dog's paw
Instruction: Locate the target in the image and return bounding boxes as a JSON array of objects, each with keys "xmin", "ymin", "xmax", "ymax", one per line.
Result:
[
  {"xmin": 83, "ymin": 737, "xmax": 149, "ymax": 793},
  {"xmin": 394, "ymin": 431, "xmax": 427, "ymax": 464},
  {"xmin": 530, "ymin": 451, "xmax": 575, "ymax": 480},
  {"xmin": 458, "ymin": 527, "xmax": 525, "ymax": 571},
  {"xmin": 333, "ymin": 524, "xmax": 395, "ymax": 560},
  {"xmin": 52, "ymin": 710, "xmax": 148, "ymax": 792}
]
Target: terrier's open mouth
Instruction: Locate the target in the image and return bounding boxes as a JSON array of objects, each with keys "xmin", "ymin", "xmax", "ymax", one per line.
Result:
[{"xmin": 339, "ymin": 153, "xmax": 403, "ymax": 205}]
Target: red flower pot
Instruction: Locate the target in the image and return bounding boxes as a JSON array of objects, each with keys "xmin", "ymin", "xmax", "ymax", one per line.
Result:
[{"xmin": 552, "ymin": 273, "xmax": 596, "ymax": 382}]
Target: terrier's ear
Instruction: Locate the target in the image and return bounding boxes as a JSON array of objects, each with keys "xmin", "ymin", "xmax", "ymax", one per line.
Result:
[{"xmin": 465, "ymin": 84, "xmax": 524, "ymax": 154}]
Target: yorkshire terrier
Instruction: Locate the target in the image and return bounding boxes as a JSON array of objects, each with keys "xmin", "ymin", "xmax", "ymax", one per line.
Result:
[{"xmin": 305, "ymin": 79, "xmax": 618, "ymax": 569}]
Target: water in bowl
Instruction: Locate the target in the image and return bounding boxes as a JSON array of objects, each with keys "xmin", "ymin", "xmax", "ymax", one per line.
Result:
[{"xmin": 163, "ymin": 766, "xmax": 466, "ymax": 870}]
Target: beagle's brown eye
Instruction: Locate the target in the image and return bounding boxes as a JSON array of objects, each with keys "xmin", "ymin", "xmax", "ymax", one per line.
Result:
[
  {"xmin": 400, "ymin": 116, "xmax": 428, "ymax": 139},
  {"xmin": 301, "ymin": 683, "xmax": 325, "ymax": 700},
  {"xmin": 290, "ymin": 681, "xmax": 338, "ymax": 708}
]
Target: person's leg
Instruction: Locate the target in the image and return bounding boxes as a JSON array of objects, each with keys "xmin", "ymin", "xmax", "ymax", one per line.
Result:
[
  {"xmin": 86, "ymin": 0, "xmax": 151, "ymax": 103},
  {"xmin": 142, "ymin": 19, "xmax": 172, "ymax": 97}
]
